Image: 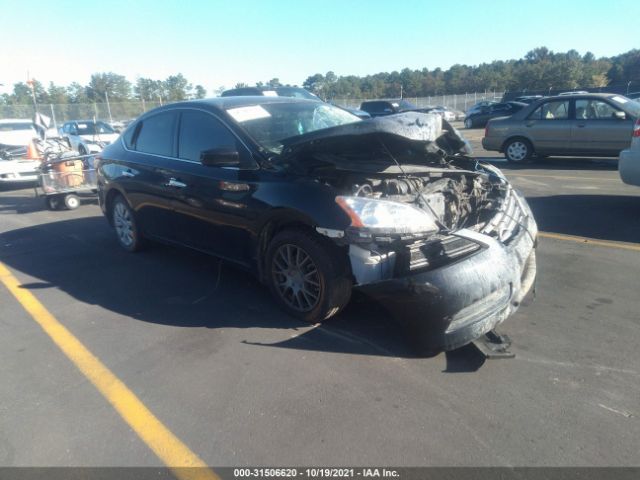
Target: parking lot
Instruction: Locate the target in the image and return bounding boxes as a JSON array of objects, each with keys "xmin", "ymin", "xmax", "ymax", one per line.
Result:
[{"xmin": 1, "ymin": 126, "xmax": 639, "ymax": 468}]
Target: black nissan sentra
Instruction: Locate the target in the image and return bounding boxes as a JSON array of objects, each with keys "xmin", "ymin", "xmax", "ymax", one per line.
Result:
[{"xmin": 97, "ymin": 97, "xmax": 537, "ymax": 351}]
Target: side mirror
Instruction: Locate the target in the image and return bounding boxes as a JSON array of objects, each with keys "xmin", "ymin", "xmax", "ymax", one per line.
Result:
[
  {"xmin": 613, "ymin": 111, "xmax": 626, "ymax": 120},
  {"xmin": 200, "ymin": 147, "xmax": 241, "ymax": 167}
]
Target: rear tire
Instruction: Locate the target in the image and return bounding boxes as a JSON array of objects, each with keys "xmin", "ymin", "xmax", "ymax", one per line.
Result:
[
  {"xmin": 266, "ymin": 229, "xmax": 352, "ymax": 324},
  {"xmin": 111, "ymin": 195, "xmax": 144, "ymax": 252},
  {"xmin": 504, "ymin": 138, "xmax": 533, "ymax": 163}
]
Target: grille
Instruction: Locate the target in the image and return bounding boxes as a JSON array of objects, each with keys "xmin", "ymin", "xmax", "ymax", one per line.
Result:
[{"xmin": 481, "ymin": 188, "xmax": 525, "ymax": 243}]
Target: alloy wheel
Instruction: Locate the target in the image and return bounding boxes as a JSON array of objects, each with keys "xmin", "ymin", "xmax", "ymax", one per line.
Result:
[
  {"xmin": 113, "ymin": 202, "xmax": 134, "ymax": 247},
  {"xmin": 271, "ymin": 243, "xmax": 321, "ymax": 312}
]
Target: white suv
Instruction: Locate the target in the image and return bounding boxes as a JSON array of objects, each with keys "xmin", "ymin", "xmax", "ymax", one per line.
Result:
[
  {"xmin": 60, "ymin": 120, "xmax": 120, "ymax": 155},
  {"xmin": 0, "ymin": 119, "xmax": 40, "ymax": 183}
]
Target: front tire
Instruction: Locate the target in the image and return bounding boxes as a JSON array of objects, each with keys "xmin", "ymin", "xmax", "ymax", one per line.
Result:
[
  {"xmin": 266, "ymin": 229, "xmax": 352, "ymax": 324},
  {"xmin": 504, "ymin": 138, "xmax": 533, "ymax": 163},
  {"xmin": 464, "ymin": 118, "xmax": 473, "ymax": 129},
  {"xmin": 111, "ymin": 195, "xmax": 144, "ymax": 252}
]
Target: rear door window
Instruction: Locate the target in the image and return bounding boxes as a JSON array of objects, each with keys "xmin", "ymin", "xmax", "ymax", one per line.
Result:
[
  {"xmin": 134, "ymin": 112, "xmax": 177, "ymax": 156},
  {"xmin": 575, "ymin": 99, "xmax": 619, "ymax": 120},
  {"xmin": 529, "ymin": 100, "xmax": 570, "ymax": 120},
  {"xmin": 177, "ymin": 110, "xmax": 238, "ymax": 162}
]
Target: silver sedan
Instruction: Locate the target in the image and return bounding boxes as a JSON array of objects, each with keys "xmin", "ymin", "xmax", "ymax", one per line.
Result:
[{"xmin": 482, "ymin": 93, "xmax": 640, "ymax": 162}]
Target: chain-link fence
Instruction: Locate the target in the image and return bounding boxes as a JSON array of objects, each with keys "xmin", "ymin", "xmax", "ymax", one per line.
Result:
[
  {"xmin": 0, "ymin": 92, "xmax": 509, "ymax": 128},
  {"xmin": 331, "ymin": 92, "xmax": 506, "ymax": 112},
  {"xmin": 6, "ymin": 86, "xmax": 630, "ymax": 128},
  {"xmin": 0, "ymin": 101, "xmax": 163, "ymax": 130}
]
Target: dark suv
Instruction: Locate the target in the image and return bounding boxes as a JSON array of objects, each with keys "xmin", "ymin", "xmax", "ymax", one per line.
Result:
[{"xmin": 97, "ymin": 97, "xmax": 537, "ymax": 351}]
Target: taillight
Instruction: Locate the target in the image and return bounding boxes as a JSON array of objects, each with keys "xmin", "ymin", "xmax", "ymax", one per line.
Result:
[
  {"xmin": 484, "ymin": 124, "xmax": 489, "ymax": 137},
  {"xmin": 633, "ymin": 119, "xmax": 640, "ymax": 138}
]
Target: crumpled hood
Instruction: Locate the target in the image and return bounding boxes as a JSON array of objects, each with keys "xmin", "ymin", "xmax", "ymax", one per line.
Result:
[{"xmin": 280, "ymin": 112, "xmax": 470, "ymax": 160}]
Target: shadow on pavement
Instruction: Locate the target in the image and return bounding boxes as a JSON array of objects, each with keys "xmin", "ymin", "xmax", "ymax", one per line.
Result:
[
  {"xmin": 0, "ymin": 216, "xmax": 461, "ymax": 362},
  {"xmin": 527, "ymin": 194, "xmax": 640, "ymax": 243}
]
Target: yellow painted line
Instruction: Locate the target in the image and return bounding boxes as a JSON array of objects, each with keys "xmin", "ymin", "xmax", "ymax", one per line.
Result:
[
  {"xmin": 539, "ymin": 231, "xmax": 640, "ymax": 252},
  {"xmin": 507, "ymin": 173, "xmax": 619, "ymax": 182},
  {"xmin": 0, "ymin": 262, "xmax": 219, "ymax": 480}
]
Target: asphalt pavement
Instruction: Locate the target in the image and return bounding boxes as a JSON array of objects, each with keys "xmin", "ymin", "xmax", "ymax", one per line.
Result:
[{"xmin": 1, "ymin": 137, "xmax": 639, "ymax": 468}]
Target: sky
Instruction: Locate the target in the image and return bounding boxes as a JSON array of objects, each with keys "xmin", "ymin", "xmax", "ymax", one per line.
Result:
[{"xmin": 1, "ymin": 0, "xmax": 638, "ymax": 95}]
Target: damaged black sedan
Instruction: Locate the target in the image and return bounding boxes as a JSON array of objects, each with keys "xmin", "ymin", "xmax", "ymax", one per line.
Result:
[{"xmin": 96, "ymin": 97, "xmax": 537, "ymax": 351}]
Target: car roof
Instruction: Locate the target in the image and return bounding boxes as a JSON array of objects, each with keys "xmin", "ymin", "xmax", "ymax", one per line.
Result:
[
  {"xmin": 138, "ymin": 96, "xmax": 322, "ymax": 118},
  {"xmin": 538, "ymin": 93, "xmax": 622, "ymax": 102}
]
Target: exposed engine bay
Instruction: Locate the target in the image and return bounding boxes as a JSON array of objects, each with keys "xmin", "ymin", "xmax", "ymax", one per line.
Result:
[
  {"xmin": 278, "ymin": 112, "xmax": 515, "ymax": 237},
  {"xmin": 317, "ymin": 167, "xmax": 507, "ymax": 232}
]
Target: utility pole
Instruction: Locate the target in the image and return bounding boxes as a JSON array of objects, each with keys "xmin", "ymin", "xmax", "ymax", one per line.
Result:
[{"xmin": 105, "ymin": 91, "xmax": 113, "ymax": 124}]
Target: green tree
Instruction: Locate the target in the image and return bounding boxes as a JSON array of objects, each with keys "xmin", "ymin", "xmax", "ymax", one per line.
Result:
[
  {"xmin": 87, "ymin": 72, "xmax": 131, "ymax": 102},
  {"xmin": 194, "ymin": 85, "xmax": 207, "ymax": 98},
  {"xmin": 163, "ymin": 74, "xmax": 191, "ymax": 101}
]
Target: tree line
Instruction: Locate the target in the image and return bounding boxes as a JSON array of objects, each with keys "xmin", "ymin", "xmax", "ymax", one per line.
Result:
[
  {"xmin": 302, "ymin": 47, "xmax": 640, "ymax": 99},
  {"xmin": 0, "ymin": 73, "xmax": 208, "ymax": 106},
  {"xmin": 1, "ymin": 47, "xmax": 638, "ymax": 106}
]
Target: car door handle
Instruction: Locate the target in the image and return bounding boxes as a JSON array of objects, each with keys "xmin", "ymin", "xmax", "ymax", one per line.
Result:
[
  {"xmin": 576, "ymin": 123, "xmax": 586, "ymax": 128},
  {"xmin": 165, "ymin": 178, "xmax": 187, "ymax": 188}
]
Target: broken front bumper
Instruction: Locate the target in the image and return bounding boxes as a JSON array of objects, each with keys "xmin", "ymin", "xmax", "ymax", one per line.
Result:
[{"xmin": 355, "ymin": 200, "xmax": 537, "ymax": 352}]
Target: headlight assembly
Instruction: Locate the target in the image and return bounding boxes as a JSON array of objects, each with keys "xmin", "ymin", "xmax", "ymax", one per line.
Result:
[{"xmin": 336, "ymin": 196, "xmax": 439, "ymax": 238}]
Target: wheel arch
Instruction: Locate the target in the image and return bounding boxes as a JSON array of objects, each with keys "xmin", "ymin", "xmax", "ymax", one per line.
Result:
[
  {"xmin": 103, "ymin": 186, "xmax": 130, "ymax": 226},
  {"xmin": 255, "ymin": 209, "xmax": 349, "ymax": 284}
]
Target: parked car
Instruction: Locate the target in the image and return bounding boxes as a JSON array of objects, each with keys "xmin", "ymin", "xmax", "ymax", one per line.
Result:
[
  {"xmin": 619, "ymin": 117, "xmax": 640, "ymax": 186},
  {"xmin": 428, "ymin": 106, "xmax": 458, "ymax": 122},
  {"xmin": 60, "ymin": 120, "xmax": 120, "ymax": 155},
  {"xmin": 0, "ymin": 119, "xmax": 37, "ymax": 147},
  {"xmin": 359, "ymin": 99, "xmax": 431, "ymax": 117},
  {"xmin": 97, "ymin": 97, "xmax": 537, "ymax": 352},
  {"xmin": 626, "ymin": 92, "xmax": 640, "ymax": 101},
  {"xmin": 464, "ymin": 102, "xmax": 527, "ymax": 129},
  {"xmin": 483, "ymin": 93, "xmax": 640, "ymax": 162},
  {"xmin": 0, "ymin": 148, "xmax": 40, "ymax": 183},
  {"xmin": 0, "ymin": 119, "xmax": 41, "ymax": 182},
  {"xmin": 464, "ymin": 100, "xmax": 498, "ymax": 117}
]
